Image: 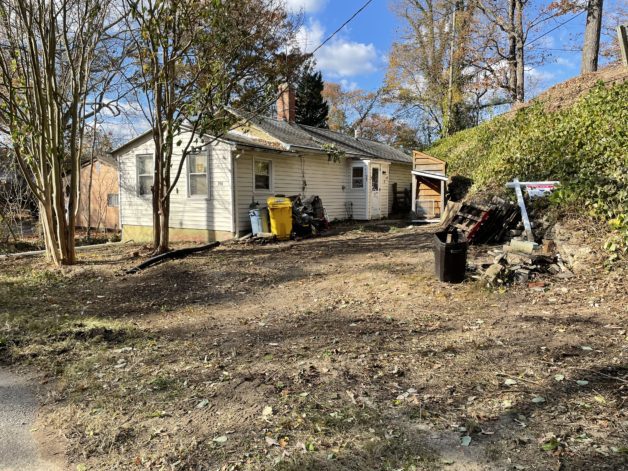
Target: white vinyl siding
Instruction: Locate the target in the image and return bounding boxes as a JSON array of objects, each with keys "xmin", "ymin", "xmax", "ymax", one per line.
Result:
[
  {"xmin": 236, "ymin": 151, "xmax": 359, "ymax": 232},
  {"xmin": 118, "ymin": 132, "xmax": 233, "ymax": 233}
]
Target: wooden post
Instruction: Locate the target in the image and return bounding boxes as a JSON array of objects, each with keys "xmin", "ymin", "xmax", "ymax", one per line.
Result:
[
  {"xmin": 440, "ymin": 180, "xmax": 445, "ymax": 220},
  {"xmin": 411, "ymin": 174, "xmax": 417, "ymax": 215},
  {"xmin": 618, "ymin": 25, "xmax": 628, "ymax": 67}
]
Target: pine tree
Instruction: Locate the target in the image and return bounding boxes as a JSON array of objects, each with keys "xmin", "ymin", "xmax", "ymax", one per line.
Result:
[{"xmin": 295, "ymin": 66, "xmax": 329, "ymax": 128}]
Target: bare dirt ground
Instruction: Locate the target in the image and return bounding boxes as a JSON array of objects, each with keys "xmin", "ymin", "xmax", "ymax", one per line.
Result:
[{"xmin": 1, "ymin": 222, "xmax": 626, "ymax": 470}]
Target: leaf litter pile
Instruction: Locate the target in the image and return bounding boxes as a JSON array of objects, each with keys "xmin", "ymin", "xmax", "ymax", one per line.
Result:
[{"xmin": 1, "ymin": 223, "xmax": 626, "ymax": 470}]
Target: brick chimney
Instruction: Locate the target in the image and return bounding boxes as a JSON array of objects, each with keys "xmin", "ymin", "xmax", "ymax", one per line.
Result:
[{"xmin": 276, "ymin": 83, "xmax": 296, "ymax": 123}]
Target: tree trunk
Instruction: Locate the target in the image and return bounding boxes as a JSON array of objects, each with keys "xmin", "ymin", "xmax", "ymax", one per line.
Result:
[
  {"xmin": 445, "ymin": 5, "xmax": 457, "ymax": 136},
  {"xmin": 581, "ymin": 0, "xmax": 604, "ymax": 74},
  {"xmin": 86, "ymin": 123, "xmax": 98, "ymax": 238},
  {"xmin": 514, "ymin": 0, "xmax": 525, "ymax": 103},
  {"xmin": 158, "ymin": 198, "xmax": 170, "ymax": 254},
  {"xmin": 507, "ymin": 0, "xmax": 518, "ymax": 103},
  {"xmin": 152, "ymin": 179, "xmax": 161, "ymax": 250}
]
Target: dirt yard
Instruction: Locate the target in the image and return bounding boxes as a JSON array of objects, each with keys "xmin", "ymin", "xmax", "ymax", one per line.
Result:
[{"xmin": 1, "ymin": 222, "xmax": 626, "ymax": 470}]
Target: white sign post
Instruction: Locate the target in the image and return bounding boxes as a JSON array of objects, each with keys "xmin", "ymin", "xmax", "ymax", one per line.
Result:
[{"xmin": 506, "ymin": 179, "xmax": 560, "ymax": 242}]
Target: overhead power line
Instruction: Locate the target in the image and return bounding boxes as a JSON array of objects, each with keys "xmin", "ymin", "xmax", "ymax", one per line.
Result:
[
  {"xmin": 204, "ymin": 0, "xmax": 378, "ymax": 141},
  {"xmin": 311, "ymin": 0, "xmax": 375, "ymax": 54},
  {"xmin": 527, "ymin": 11, "xmax": 585, "ymax": 47}
]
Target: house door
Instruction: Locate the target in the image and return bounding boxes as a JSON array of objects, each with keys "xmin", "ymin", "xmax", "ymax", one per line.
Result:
[{"xmin": 370, "ymin": 164, "xmax": 381, "ymax": 219}]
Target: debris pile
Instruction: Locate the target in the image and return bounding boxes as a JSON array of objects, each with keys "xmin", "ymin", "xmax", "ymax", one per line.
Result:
[
  {"xmin": 471, "ymin": 238, "xmax": 573, "ymax": 287},
  {"xmin": 442, "ymin": 179, "xmax": 577, "ymax": 286},
  {"xmin": 443, "ymin": 197, "xmax": 521, "ymax": 245},
  {"xmin": 239, "ymin": 194, "xmax": 330, "ymax": 244}
]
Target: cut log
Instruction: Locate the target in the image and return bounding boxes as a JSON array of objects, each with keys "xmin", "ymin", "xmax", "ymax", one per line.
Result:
[{"xmin": 126, "ymin": 242, "xmax": 220, "ymax": 274}]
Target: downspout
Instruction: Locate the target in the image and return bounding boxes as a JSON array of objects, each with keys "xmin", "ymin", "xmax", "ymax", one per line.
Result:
[
  {"xmin": 115, "ymin": 154, "xmax": 122, "ymax": 236},
  {"xmin": 231, "ymin": 150, "xmax": 241, "ymax": 237},
  {"xmin": 365, "ymin": 160, "xmax": 371, "ymax": 220}
]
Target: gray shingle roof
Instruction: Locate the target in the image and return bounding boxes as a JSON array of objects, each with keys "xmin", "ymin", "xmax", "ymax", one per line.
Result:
[
  {"xmin": 232, "ymin": 111, "xmax": 412, "ymax": 164},
  {"xmin": 111, "ymin": 112, "xmax": 413, "ymax": 165},
  {"xmin": 297, "ymin": 124, "xmax": 412, "ymax": 163}
]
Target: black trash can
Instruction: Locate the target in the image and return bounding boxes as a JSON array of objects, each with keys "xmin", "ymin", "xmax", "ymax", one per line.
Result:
[{"xmin": 433, "ymin": 230, "xmax": 468, "ymax": 283}]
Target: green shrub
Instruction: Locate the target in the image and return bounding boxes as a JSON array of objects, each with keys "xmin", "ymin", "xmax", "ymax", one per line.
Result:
[{"xmin": 429, "ymin": 81, "xmax": 628, "ymax": 258}]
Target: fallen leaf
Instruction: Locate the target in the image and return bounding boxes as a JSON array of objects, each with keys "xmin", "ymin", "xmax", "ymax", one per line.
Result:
[
  {"xmin": 593, "ymin": 395, "xmax": 606, "ymax": 404},
  {"xmin": 262, "ymin": 406, "xmax": 273, "ymax": 418},
  {"xmin": 265, "ymin": 436, "xmax": 279, "ymax": 447},
  {"xmin": 196, "ymin": 399, "xmax": 209, "ymax": 409},
  {"xmin": 213, "ymin": 435, "xmax": 227, "ymax": 443},
  {"xmin": 531, "ymin": 396, "xmax": 546, "ymax": 404},
  {"xmin": 504, "ymin": 378, "xmax": 517, "ymax": 386},
  {"xmin": 581, "ymin": 346, "xmax": 593, "ymax": 351},
  {"xmin": 554, "ymin": 374, "xmax": 565, "ymax": 382},
  {"xmin": 541, "ymin": 437, "xmax": 559, "ymax": 451}
]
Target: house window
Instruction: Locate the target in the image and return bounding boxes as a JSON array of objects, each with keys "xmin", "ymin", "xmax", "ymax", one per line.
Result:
[
  {"xmin": 188, "ymin": 153, "xmax": 209, "ymax": 197},
  {"xmin": 107, "ymin": 194, "xmax": 119, "ymax": 207},
  {"xmin": 137, "ymin": 154, "xmax": 153, "ymax": 196},
  {"xmin": 371, "ymin": 167, "xmax": 379, "ymax": 190},
  {"xmin": 351, "ymin": 166, "xmax": 364, "ymax": 189},
  {"xmin": 255, "ymin": 159, "xmax": 271, "ymax": 191}
]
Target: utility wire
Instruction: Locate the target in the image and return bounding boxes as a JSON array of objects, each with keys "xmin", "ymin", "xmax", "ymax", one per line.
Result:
[
  {"xmin": 244, "ymin": 0, "xmax": 378, "ymax": 116},
  {"xmin": 190, "ymin": 0, "xmax": 380, "ymax": 145},
  {"xmin": 311, "ymin": 0, "xmax": 375, "ymax": 54},
  {"xmin": 527, "ymin": 10, "xmax": 585, "ymax": 47}
]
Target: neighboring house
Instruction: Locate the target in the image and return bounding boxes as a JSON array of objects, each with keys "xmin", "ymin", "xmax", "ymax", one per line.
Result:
[
  {"xmin": 111, "ymin": 89, "xmax": 413, "ymax": 242},
  {"xmin": 77, "ymin": 154, "xmax": 120, "ymax": 231}
]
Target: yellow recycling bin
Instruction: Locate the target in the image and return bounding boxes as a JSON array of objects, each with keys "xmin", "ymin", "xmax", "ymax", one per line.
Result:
[{"xmin": 267, "ymin": 196, "xmax": 292, "ymax": 240}]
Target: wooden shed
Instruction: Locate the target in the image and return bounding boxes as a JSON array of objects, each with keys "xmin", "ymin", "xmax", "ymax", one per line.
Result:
[{"xmin": 411, "ymin": 151, "xmax": 447, "ymax": 221}]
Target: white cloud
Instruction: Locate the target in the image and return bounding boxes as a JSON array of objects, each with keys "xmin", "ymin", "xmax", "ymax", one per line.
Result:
[
  {"xmin": 283, "ymin": 0, "xmax": 327, "ymax": 14},
  {"xmin": 317, "ymin": 40, "xmax": 380, "ymax": 77},
  {"xmin": 555, "ymin": 56, "xmax": 575, "ymax": 68},
  {"xmin": 526, "ymin": 66, "xmax": 555, "ymax": 82},
  {"xmin": 340, "ymin": 79, "xmax": 358, "ymax": 91},
  {"xmin": 294, "ymin": 19, "xmax": 325, "ymax": 52},
  {"xmin": 294, "ymin": 19, "xmax": 382, "ymax": 78}
]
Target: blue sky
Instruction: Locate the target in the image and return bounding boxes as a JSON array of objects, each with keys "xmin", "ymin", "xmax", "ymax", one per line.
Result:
[
  {"xmin": 288, "ymin": 0, "xmax": 625, "ymax": 96},
  {"xmin": 104, "ymin": 0, "xmax": 624, "ymax": 143}
]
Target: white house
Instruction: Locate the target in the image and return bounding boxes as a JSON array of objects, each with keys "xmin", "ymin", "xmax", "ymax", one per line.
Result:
[{"xmin": 111, "ymin": 90, "xmax": 413, "ymax": 242}]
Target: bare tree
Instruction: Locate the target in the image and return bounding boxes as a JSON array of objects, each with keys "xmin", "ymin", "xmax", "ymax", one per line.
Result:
[
  {"xmin": 0, "ymin": 0, "xmax": 124, "ymax": 265},
  {"xmin": 124, "ymin": 0, "xmax": 302, "ymax": 254},
  {"xmin": 0, "ymin": 149, "xmax": 35, "ymax": 244},
  {"xmin": 474, "ymin": 0, "xmax": 566, "ymax": 103},
  {"xmin": 386, "ymin": 0, "xmax": 477, "ymax": 137}
]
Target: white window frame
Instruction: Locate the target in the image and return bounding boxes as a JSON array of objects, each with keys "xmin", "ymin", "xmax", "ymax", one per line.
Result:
[
  {"xmin": 136, "ymin": 154, "xmax": 153, "ymax": 198},
  {"xmin": 253, "ymin": 158, "xmax": 273, "ymax": 193},
  {"xmin": 351, "ymin": 164, "xmax": 365, "ymax": 190},
  {"xmin": 187, "ymin": 151, "xmax": 210, "ymax": 198},
  {"xmin": 107, "ymin": 193, "xmax": 119, "ymax": 207}
]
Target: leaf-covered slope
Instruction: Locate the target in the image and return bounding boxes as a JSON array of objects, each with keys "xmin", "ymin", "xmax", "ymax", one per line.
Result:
[{"xmin": 428, "ymin": 81, "xmax": 628, "ymax": 257}]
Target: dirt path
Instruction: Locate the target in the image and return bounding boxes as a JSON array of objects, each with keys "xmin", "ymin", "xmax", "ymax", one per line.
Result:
[
  {"xmin": 1, "ymin": 222, "xmax": 626, "ymax": 470},
  {"xmin": 0, "ymin": 368, "xmax": 62, "ymax": 471}
]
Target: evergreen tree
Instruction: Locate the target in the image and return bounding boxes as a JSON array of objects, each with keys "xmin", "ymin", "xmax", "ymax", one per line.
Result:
[{"xmin": 295, "ymin": 65, "xmax": 329, "ymax": 128}]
